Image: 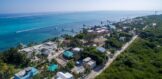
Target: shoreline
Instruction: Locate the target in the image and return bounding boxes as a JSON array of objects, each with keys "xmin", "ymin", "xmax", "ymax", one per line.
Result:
[
  {"xmin": 0, "ymin": 20, "xmax": 113, "ymax": 52},
  {"xmin": 0, "ymin": 11, "xmax": 155, "ymax": 51},
  {"xmin": 0, "ymin": 14, "xmax": 159, "ymax": 79}
]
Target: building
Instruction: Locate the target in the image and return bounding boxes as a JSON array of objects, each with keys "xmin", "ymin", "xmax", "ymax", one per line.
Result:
[
  {"xmin": 86, "ymin": 60, "xmax": 96, "ymax": 69},
  {"xmin": 93, "ymin": 37, "xmax": 106, "ymax": 46},
  {"xmin": 109, "ymin": 24, "xmax": 116, "ymax": 29},
  {"xmin": 19, "ymin": 41, "xmax": 57, "ymax": 58},
  {"xmin": 72, "ymin": 47, "xmax": 81, "ymax": 52},
  {"xmin": 83, "ymin": 57, "xmax": 96, "ymax": 69},
  {"xmin": 71, "ymin": 66, "xmax": 85, "ymax": 74},
  {"xmin": 14, "ymin": 67, "xmax": 38, "ymax": 79},
  {"xmin": 152, "ymin": 23, "xmax": 157, "ymax": 27},
  {"xmin": 87, "ymin": 29, "xmax": 94, "ymax": 33},
  {"xmin": 48, "ymin": 64, "xmax": 58, "ymax": 72},
  {"xmin": 119, "ymin": 37, "xmax": 126, "ymax": 42},
  {"xmin": 87, "ymin": 27, "xmax": 109, "ymax": 35},
  {"xmin": 63, "ymin": 51, "xmax": 74, "ymax": 58},
  {"xmin": 56, "ymin": 72, "xmax": 74, "ymax": 79},
  {"xmin": 41, "ymin": 48, "xmax": 52, "ymax": 56},
  {"xmin": 83, "ymin": 57, "xmax": 91, "ymax": 64},
  {"xmin": 96, "ymin": 47, "xmax": 106, "ymax": 53}
]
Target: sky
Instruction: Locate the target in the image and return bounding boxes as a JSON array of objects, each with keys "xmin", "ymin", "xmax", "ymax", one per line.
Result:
[{"xmin": 0, "ymin": 0, "xmax": 162, "ymax": 13}]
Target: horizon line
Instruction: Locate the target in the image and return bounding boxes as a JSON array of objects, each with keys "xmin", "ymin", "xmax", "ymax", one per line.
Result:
[{"xmin": 0, "ymin": 10, "xmax": 162, "ymax": 14}]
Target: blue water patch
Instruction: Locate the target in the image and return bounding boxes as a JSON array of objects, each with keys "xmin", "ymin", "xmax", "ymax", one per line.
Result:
[{"xmin": 0, "ymin": 11, "xmax": 154, "ymax": 51}]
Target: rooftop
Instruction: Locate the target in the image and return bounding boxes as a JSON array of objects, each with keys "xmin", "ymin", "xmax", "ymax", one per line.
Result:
[
  {"xmin": 72, "ymin": 47, "xmax": 81, "ymax": 52},
  {"xmin": 63, "ymin": 51, "xmax": 74, "ymax": 58},
  {"xmin": 48, "ymin": 64, "xmax": 58, "ymax": 72},
  {"xmin": 83, "ymin": 57, "xmax": 91, "ymax": 62},
  {"xmin": 87, "ymin": 60, "xmax": 96, "ymax": 66},
  {"xmin": 56, "ymin": 72, "xmax": 73, "ymax": 79},
  {"xmin": 14, "ymin": 67, "xmax": 38, "ymax": 79},
  {"xmin": 97, "ymin": 47, "xmax": 106, "ymax": 53}
]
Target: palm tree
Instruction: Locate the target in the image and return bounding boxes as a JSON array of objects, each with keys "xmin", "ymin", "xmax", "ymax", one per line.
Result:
[
  {"xmin": 83, "ymin": 24, "xmax": 86, "ymax": 28},
  {"xmin": 101, "ymin": 21, "xmax": 103, "ymax": 26}
]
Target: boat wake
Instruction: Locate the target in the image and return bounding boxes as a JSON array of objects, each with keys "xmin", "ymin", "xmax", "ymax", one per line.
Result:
[
  {"xmin": 16, "ymin": 27, "xmax": 44, "ymax": 33},
  {"xmin": 15, "ymin": 25, "xmax": 60, "ymax": 33}
]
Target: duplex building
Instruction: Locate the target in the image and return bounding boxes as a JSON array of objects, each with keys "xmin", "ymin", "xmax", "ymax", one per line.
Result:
[{"xmin": 14, "ymin": 67, "xmax": 38, "ymax": 79}]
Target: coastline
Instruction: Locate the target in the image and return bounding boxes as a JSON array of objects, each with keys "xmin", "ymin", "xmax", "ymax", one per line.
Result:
[
  {"xmin": 0, "ymin": 11, "xmax": 154, "ymax": 51},
  {"xmin": 1, "ymin": 14, "xmax": 161, "ymax": 79}
]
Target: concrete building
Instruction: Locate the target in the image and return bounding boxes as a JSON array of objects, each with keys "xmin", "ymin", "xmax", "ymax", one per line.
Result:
[
  {"xmin": 56, "ymin": 72, "xmax": 74, "ymax": 79},
  {"xmin": 96, "ymin": 47, "xmax": 106, "ymax": 53},
  {"xmin": 63, "ymin": 51, "xmax": 74, "ymax": 58},
  {"xmin": 83, "ymin": 57, "xmax": 91, "ymax": 64},
  {"xmin": 71, "ymin": 66, "xmax": 85, "ymax": 74},
  {"xmin": 86, "ymin": 60, "xmax": 96, "ymax": 69},
  {"xmin": 14, "ymin": 67, "xmax": 38, "ymax": 79},
  {"xmin": 83, "ymin": 57, "xmax": 96, "ymax": 69},
  {"xmin": 19, "ymin": 41, "xmax": 57, "ymax": 59},
  {"xmin": 72, "ymin": 47, "xmax": 81, "ymax": 52}
]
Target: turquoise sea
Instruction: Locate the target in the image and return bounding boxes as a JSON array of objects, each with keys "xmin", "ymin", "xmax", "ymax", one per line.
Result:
[{"xmin": 0, "ymin": 11, "xmax": 155, "ymax": 51}]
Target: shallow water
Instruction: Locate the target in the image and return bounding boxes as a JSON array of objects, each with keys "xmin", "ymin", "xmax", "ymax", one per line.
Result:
[{"xmin": 0, "ymin": 11, "xmax": 154, "ymax": 51}]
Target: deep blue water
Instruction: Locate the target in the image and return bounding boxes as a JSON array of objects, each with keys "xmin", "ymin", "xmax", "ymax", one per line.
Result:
[{"xmin": 0, "ymin": 11, "xmax": 155, "ymax": 51}]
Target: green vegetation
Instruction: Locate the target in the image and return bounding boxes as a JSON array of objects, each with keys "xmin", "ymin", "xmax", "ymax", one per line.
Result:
[
  {"xmin": 33, "ymin": 59, "xmax": 59, "ymax": 79},
  {"xmin": 1, "ymin": 14, "xmax": 162, "ymax": 79},
  {"xmin": 96, "ymin": 15, "xmax": 162, "ymax": 79},
  {"xmin": 81, "ymin": 47, "xmax": 107, "ymax": 65},
  {"xmin": 65, "ymin": 60, "xmax": 75, "ymax": 70},
  {"xmin": 105, "ymin": 31, "xmax": 132, "ymax": 50},
  {"xmin": 0, "ymin": 48, "xmax": 30, "ymax": 78},
  {"xmin": 0, "ymin": 61, "xmax": 15, "ymax": 79},
  {"xmin": 2, "ymin": 48, "xmax": 30, "ymax": 67}
]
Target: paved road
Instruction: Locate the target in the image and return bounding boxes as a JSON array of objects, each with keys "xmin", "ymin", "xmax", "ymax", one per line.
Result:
[{"xmin": 85, "ymin": 35, "xmax": 138, "ymax": 79}]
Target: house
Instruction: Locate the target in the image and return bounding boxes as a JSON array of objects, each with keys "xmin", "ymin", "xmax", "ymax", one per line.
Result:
[
  {"xmin": 86, "ymin": 60, "xmax": 96, "ymax": 69},
  {"xmin": 96, "ymin": 47, "xmax": 106, "ymax": 53},
  {"xmin": 93, "ymin": 37, "xmax": 106, "ymax": 46},
  {"xmin": 83, "ymin": 57, "xmax": 91, "ymax": 64},
  {"xmin": 19, "ymin": 41, "xmax": 57, "ymax": 59},
  {"xmin": 119, "ymin": 37, "xmax": 126, "ymax": 42},
  {"xmin": 95, "ymin": 27, "xmax": 109, "ymax": 34},
  {"xmin": 152, "ymin": 23, "xmax": 157, "ymax": 27},
  {"xmin": 83, "ymin": 57, "xmax": 96, "ymax": 69},
  {"xmin": 109, "ymin": 25, "xmax": 116, "ymax": 29},
  {"xmin": 87, "ymin": 29, "xmax": 94, "ymax": 33},
  {"xmin": 44, "ymin": 41, "xmax": 55, "ymax": 46},
  {"xmin": 14, "ymin": 67, "xmax": 38, "ymax": 79},
  {"xmin": 72, "ymin": 47, "xmax": 81, "ymax": 52},
  {"xmin": 122, "ymin": 26, "xmax": 129, "ymax": 30},
  {"xmin": 41, "ymin": 48, "xmax": 52, "ymax": 56},
  {"xmin": 63, "ymin": 51, "xmax": 74, "ymax": 58},
  {"xmin": 56, "ymin": 72, "xmax": 74, "ymax": 79},
  {"xmin": 117, "ymin": 29, "xmax": 122, "ymax": 32},
  {"xmin": 48, "ymin": 64, "xmax": 58, "ymax": 72},
  {"xmin": 71, "ymin": 66, "xmax": 85, "ymax": 74}
]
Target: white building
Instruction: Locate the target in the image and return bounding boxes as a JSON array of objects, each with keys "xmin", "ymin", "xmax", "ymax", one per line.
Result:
[
  {"xmin": 72, "ymin": 47, "xmax": 81, "ymax": 52},
  {"xmin": 56, "ymin": 72, "xmax": 74, "ymax": 79},
  {"xmin": 83, "ymin": 57, "xmax": 96, "ymax": 69},
  {"xmin": 19, "ymin": 41, "xmax": 57, "ymax": 58},
  {"xmin": 86, "ymin": 60, "xmax": 96, "ymax": 69},
  {"xmin": 96, "ymin": 47, "xmax": 106, "ymax": 53},
  {"xmin": 41, "ymin": 48, "xmax": 52, "ymax": 56},
  {"xmin": 83, "ymin": 57, "xmax": 91, "ymax": 64},
  {"xmin": 152, "ymin": 23, "xmax": 157, "ymax": 27},
  {"xmin": 71, "ymin": 66, "xmax": 85, "ymax": 74}
]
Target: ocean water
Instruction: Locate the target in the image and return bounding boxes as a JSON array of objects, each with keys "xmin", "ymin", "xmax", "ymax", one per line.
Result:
[{"xmin": 0, "ymin": 11, "xmax": 154, "ymax": 51}]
